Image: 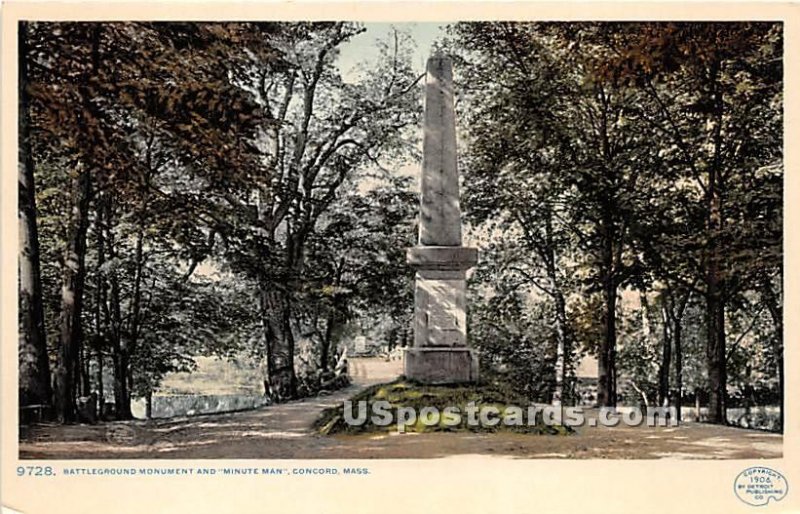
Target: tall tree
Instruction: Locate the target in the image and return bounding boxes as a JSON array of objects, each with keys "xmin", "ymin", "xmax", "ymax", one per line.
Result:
[
  {"xmin": 606, "ymin": 23, "xmax": 783, "ymax": 422},
  {"xmin": 216, "ymin": 24, "xmax": 422, "ymax": 401},
  {"xmin": 18, "ymin": 21, "xmax": 52, "ymax": 409},
  {"xmin": 452, "ymin": 22, "xmax": 781, "ymax": 417},
  {"xmin": 453, "ymin": 22, "xmax": 658, "ymax": 406}
]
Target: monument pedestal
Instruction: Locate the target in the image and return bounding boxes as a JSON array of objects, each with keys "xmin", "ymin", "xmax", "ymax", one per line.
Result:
[
  {"xmin": 405, "ymin": 246, "xmax": 478, "ymax": 384},
  {"xmin": 404, "ymin": 347, "xmax": 479, "ymax": 384}
]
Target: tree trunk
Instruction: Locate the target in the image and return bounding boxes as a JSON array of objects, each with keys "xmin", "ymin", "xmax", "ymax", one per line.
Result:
[
  {"xmin": 595, "ymin": 85, "xmax": 618, "ymax": 408},
  {"xmin": 123, "ymin": 222, "xmax": 146, "ymax": 410},
  {"xmin": 658, "ymin": 300, "xmax": 672, "ymax": 407},
  {"xmin": 93, "ymin": 197, "xmax": 106, "ymax": 418},
  {"xmin": 597, "ymin": 210, "xmax": 617, "ymax": 407},
  {"xmin": 112, "ymin": 345, "xmax": 130, "ymax": 419},
  {"xmin": 127, "ymin": 365, "xmax": 135, "ymax": 412},
  {"xmin": 597, "ymin": 277, "xmax": 617, "ymax": 407},
  {"xmin": 704, "ymin": 60, "xmax": 727, "ymax": 425},
  {"xmin": 320, "ymin": 257, "xmax": 345, "ymax": 374},
  {"xmin": 262, "ymin": 229, "xmax": 309, "ymax": 401},
  {"xmin": 125, "ymin": 157, "xmax": 152, "ymax": 398},
  {"xmin": 661, "ymin": 288, "xmax": 690, "ymax": 423},
  {"xmin": 278, "ymin": 291, "xmax": 297, "ymax": 398},
  {"xmin": 760, "ymin": 274, "xmax": 783, "ymax": 431},
  {"xmin": 262, "ymin": 287, "xmax": 296, "ymax": 402},
  {"xmin": 54, "ymin": 167, "xmax": 91, "ymax": 423},
  {"xmin": 705, "ymin": 285, "xmax": 726, "ymax": 424},
  {"xmin": 95, "ymin": 345, "xmax": 104, "ymax": 418},
  {"xmin": 258, "ymin": 277, "xmax": 276, "ymax": 398},
  {"xmin": 552, "ymin": 290, "xmax": 572, "ymax": 406},
  {"xmin": 18, "ymin": 21, "xmax": 52, "ymax": 409},
  {"xmin": 673, "ymin": 313, "xmax": 683, "ymax": 423},
  {"xmin": 53, "ymin": 24, "xmax": 102, "ymax": 424},
  {"xmin": 537, "ymin": 211, "xmax": 573, "ymax": 407},
  {"xmin": 78, "ymin": 344, "xmax": 91, "ymax": 396},
  {"xmin": 320, "ymin": 308, "xmax": 336, "ymax": 373},
  {"xmin": 106, "ymin": 200, "xmax": 131, "ymax": 420},
  {"xmin": 705, "ymin": 185, "xmax": 727, "ymax": 424}
]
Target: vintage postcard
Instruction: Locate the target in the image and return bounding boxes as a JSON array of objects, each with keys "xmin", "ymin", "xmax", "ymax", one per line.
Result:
[{"xmin": 1, "ymin": 1, "xmax": 798, "ymax": 513}]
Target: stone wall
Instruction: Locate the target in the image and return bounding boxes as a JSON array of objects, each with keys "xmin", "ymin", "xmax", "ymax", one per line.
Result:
[
  {"xmin": 131, "ymin": 394, "xmax": 268, "ymax": 419},
  {"xmin": 682, "ymin": 406, "xmax": 781, "ymax": 430}
]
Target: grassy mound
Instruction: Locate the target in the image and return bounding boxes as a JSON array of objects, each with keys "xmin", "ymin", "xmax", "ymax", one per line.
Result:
[{"xmin": 313, "ymin": 378, "xmax": 571, "ymax": 436}]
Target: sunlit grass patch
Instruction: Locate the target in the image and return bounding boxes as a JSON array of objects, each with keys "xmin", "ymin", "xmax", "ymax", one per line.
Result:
[{"xmin": 314, "ymin": 378, "xmax": 571, "ymax": 436}]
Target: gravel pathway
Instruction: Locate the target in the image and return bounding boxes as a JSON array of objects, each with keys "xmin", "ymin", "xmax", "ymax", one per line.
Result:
[{"xmin": 19, "ymin": 357, "xmax": 781, "ymax": 460}]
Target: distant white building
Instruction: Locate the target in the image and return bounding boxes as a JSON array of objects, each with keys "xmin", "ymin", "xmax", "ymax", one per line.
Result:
[
  {"xmin": 354, "ymin": 336, "xmax": 367, "ymax": 354},
  {"xmin": 575, "ymin": 355, "xmax": 599, "ymax": 406}
]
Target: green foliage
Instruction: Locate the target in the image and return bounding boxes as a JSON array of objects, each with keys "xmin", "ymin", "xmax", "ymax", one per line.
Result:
[
  {"xmin": 19, "ymin": 21, "xmax": 783, "ymax": 424},
  {"xmin": 23, "ymin": 21, "xmax": 424, "ymax": 415},
  {"xmin": 468, "ymin": 254, "xmax": 559, "ymax": 402},
  {"xmin": 451, "ymin": 21, "xmax": 783, "ymax": 413}
]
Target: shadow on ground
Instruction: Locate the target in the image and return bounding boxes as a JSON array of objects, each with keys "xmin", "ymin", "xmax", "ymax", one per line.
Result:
[{"xmin": 19, "ymin": 358, "xmax": 781, "ymax": 460}]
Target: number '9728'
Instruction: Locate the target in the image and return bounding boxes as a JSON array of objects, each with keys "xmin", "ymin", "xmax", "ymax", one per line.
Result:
[{"xmin": 17, "ymin": 466, "xmax": 55, "ymax": 476}]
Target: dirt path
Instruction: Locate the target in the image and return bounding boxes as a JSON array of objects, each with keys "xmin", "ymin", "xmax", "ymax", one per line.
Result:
[{"xmin": 19, "ymin": 357, "xmax": 781, "ymax": 460}]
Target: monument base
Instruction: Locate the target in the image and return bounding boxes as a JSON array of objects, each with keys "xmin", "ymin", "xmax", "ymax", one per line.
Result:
[{"xmin": 403, "ymin": 347, "xmax": 479, "ymax": 384}]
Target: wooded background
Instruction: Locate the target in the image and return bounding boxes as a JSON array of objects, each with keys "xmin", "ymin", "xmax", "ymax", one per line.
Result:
[{"xmin": 18, "ymin": 22, "xmax": 782, "ymax": 429}]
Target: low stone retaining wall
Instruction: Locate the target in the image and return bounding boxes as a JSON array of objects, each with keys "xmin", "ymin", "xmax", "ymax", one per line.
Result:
[
  {"xmin": 131, "ymin": 394, "xmax": 269, "ymax": 419},
  {"xmin": 682, "ymin": 406, "xmax": 780, "ymax": 430}
]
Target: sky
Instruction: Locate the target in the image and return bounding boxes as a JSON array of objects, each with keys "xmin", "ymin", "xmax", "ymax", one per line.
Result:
[
  {"xmin": 337, "ymin": 23, "xmax": 453, "ymax": 191},
  {"xmin": 337, "ymin": 22, "xmax": 447, "ymax": 81}
]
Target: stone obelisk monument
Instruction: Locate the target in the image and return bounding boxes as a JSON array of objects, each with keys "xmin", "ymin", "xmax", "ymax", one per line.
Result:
[{"xmin": 404, "ymin": 53, "xmax": 478, "ymax": 384}]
